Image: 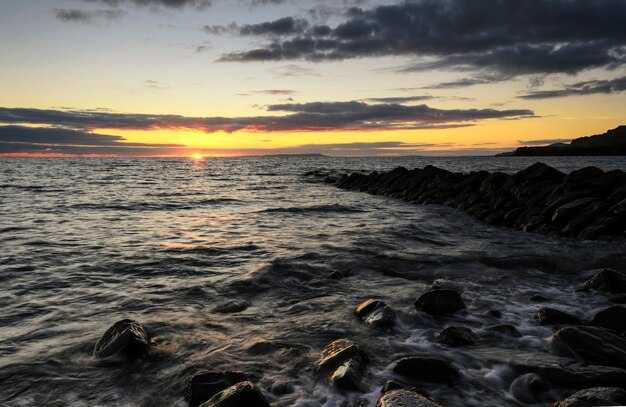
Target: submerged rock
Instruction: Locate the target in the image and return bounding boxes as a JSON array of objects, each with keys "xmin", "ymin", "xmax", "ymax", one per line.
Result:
[
  {"xmin": 93, "ymin": 319, "xmax": 152, "ymax": 358},
  {"xmin": 376, "ymin": 389, "xmax": 443, "ymax": 407},
  {"xmin": 414, "ymin": 289, "xmax": 465, "ymax": 316},
  {"xmin": 578, "ymin": 269, "xmax": 626, "ymax": 294},
  {"xmin": 436, "ymin": 326, "xmax": 477, "ymax": 346},
  {"xmin": 392, "ymin": 356, "xmax": 460, "ymax": 384},
  {"xmin": 318, "ymin": 339, "xmax": 369, "ymax": 390},
  {"xmin": 509, "ymin": 373, "xmax": 549, "ymax": 404},
  {"xmin": 200, "ymin": 381, "xmax": 270, "ymax": 407},
  {"xmin": 485, "ymin": 324, "xmax": 522, "ymax": 338},
  {"xmin": 530, "ymin": 294, "xmax": 550, "ymax": 302},
  {"xmin": 551, "ymin": 387, "xmax": 626, "ymax": 407},
  {"xmin": 355, "ymin": 299, "xmax": 396, "ymax": 328},
  {"xmin": 534, "ymin": 307, "xmax": 581, "ymax": 325},
  {"xmin": 590, "ymin": 306, "xmax": 626, "ymax": 333},
  {"xmin": 551, "ymin": 326, "xmax": 626, "ymax": 369},
  {"xmin": 185, "ymin": 371, "xmax": 249, "ymax": 407}
]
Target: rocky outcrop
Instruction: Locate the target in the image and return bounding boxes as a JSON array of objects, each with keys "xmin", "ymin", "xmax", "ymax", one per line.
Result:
[
  {"xmin": 316, "ymin": 163, "xmax": 626, "ymax": 240},
  {"xmin": 93, "ymin": 319, "xmax": 152, "ymax": 358},
  {"xmin": 318, "ymin": 339, "xmax": 369, "ymax": 390},
  {"xmin": 551, "ymin": 387, "xmax": 626, "ymax": 407},
  {"xmin": 355, "ymin": 299, "xmax": 396, "ymax": 328}
]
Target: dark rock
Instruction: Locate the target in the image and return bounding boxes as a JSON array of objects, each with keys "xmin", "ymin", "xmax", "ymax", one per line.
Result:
[
  {"xmin": 551, "ymin": 387, "xmax": 626, "ymax": 407},
  {"xmin": 381, "ymin": 380, "xmax": 404, "ymax": 394},
  {"xmin": 213, "ymin": 300, "xmax": 250, "ymax": 314},
  {"xmin": 414, "ymin": 289, "xmax": 465, "ymax": 316},
  {"xmin": 392, "ymin": 356, "xmax": 460, "ymax": 384},
  {"xmin": 185, "ymin": 372, "xmax": 248, "ymax": 407},
  {"xmin": 355, "ymin": 299, "xmax": 396, "ymax": 328},
  {"xmin": 93, "ymin": 319, "xmax": 152, "ymax": 358},
  {"xmin": 551, "ymin": 197, "xmax": 598, "ymax": 226},
  {"xmin": 609, "ymin": 294, "xmax": 626, "ymax": 304},
  {"xmin": 430, "ymin": 279, "xmax": 463, "ymax": 293},
  {"xmin": 590, "ymin": 306, "xmax": 626, "ymax": 333},
  {"xmin": 376, "ymin": 389, "xmax": 443, "ymax": 407},
  {"xmin": 564, "ymin": 166, "xmax": 605, "ymax": 184},
  {"xmin": 485, "ymin": 324, "xmax": 522, "ymax": 338},
  {"xmin": 530, "ymin": 294, "xmax": 549, "ymax": 302},
  {"xmin": 485, "ymin": 309, "xmax": 502, "ymax": 318},
  {"xmin": 200, "ymin": 381, "xmax": 270, "ymax": 407},
  {"xmin": 579, "ymin": 269, "xmax": 626, "ymax": 294},
  {"xmin": 436, "ymin": 326, "xmax": 477, "ymax": 346},
  {"xmin": 551, "ymin": 326, "xmax": 626, "ymax": 369},
  {"xmin": 318, "ymin": 339, "xmax": 369, "ymax": 390},
  {"xmin": 534, "ymin": 307, "xmax": 581, "ymax": 325},
  {"xmin": 509, "ymin": 373, "xmax": 549, "ymax": 404}
]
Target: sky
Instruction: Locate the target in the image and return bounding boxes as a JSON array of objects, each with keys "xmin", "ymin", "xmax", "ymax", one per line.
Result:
[{"xmin": 0, "ymin": 0, "xmax": 625, "ymax": 157}]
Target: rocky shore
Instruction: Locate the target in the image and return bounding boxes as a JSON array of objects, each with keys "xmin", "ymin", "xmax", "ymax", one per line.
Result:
[
  {"xmin": 93, "ymin": 269, "xmax": 626, "ymax": 406},
  {"xmin": 309, "ymin": 163, "xmax": 626, "ymax": 240}
]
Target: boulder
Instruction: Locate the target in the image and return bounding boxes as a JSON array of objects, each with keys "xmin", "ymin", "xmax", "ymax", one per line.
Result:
[
  {"xmin": 551, "ymin": 387, "xmax": 626, "ymax": 407},
  {"xmin": 551, "ymin": 326, "xmax": 626, "ymax": 369},
  {"xmin": 185, "ymin": 372, "xmax": 248, "ymax": 407},
  {"xmin": 200, "ymin": 381, "xmax": 270, "ymax": 407},
  {"xmin": 93, "ymin": 319, "xmax": 152, "ymax": 358},
  {"xmin": 435, "ymin": 326, "xmax": 477, "ymax": 346},
  {"xmin": 579, "ymin": 269, "xmax": 626, "ymax": 294},
  {"xmin": 376, "ymin": 389, "xmax": 443, "ymax": 407},
  {"xmin": 355, "ymin": 299, "xmax": 396, "ymax": 328},
  {"xmin": 414, "ymin": 289, "xmax": 465, "ymax": 316},
  {"xmin": 590, "ymin": 306, "xmax": 626, "ymax": 333},
  {"xmin": 318, "ymin": 339, "xmax": 369, "ymax": 390},
  {"xmin": 509, "ymin": 373, "xmax": 549, "ymax": 404},
  {"xmin": 534, "ymin": 308, "xmax": 581, "ymax": 325},
  {"xmin": 530, "ymin": 294, "xmax": 549, "ymax": 302},
  {"xmin": 392, "ymin": 356, "xmax": 460, "ymax": 384},
  {"xmin": 485, "ymin": 324, "xmax": 522, "ymax": 338},
  {"xmin": 551, "ymin": 197, "xmax": 598, "ymax": 226},
  {"xmin": 430, "ymin": 279, "xmax": 463, "ymax": 293},
  {"xmin": 609, "ymin": 294, "xmax": 626, "ymax": 304}
]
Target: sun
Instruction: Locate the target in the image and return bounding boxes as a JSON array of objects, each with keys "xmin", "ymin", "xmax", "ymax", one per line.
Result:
[{"xmin": 193, "ymin": 153, "xmax": 203, "ymax": 160}]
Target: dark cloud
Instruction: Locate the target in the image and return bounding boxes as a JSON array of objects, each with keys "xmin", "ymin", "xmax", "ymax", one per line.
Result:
[
  {"xmin": 217, "ymin": 0, "xmax": 626, "ymax": 78},
  {"xmin": 204, "ymin": 17, "xmax": 309, "ymax": 37},
  {"xmin": 519, "ymin": 75, "xmax": 626, "ymax": 99},
  {"xmin": 79, "ymin": 0, "xmax": 212, "ymax": 9},
  {"xmin": 53, "ymin": 8, "xmax": 125, "ymax": 23},
  {"xmin": 365, "ymin": 95, "xmax": 434, "ymax": 103},
  {"xmin": 422, "ymin": 74, "xmax": 507, "ymax": 89},
  {"xmin": 0, "ymin": 103, "xmax": 534, "ymax": 134},
  {"xmin": 268, "ymin": 64, "xmax": 321, "ymax": 77}
]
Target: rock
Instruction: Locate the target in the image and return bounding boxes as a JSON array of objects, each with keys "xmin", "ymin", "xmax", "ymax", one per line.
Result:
[
  {"xmin": 590, "ymin": 306, "xmax": 626, "ymax": 333},
  {"xmin": 530, "ymin": 294, "xmax": 549, "ymax": 302},
  {"xmin": 551, "ymin": 326, "xmax": 626, "ymax": 369},
  {"xmin": 93, "ymin": 319, "xmax": 152, "ymax": 358},
  {"xmin": 436, "ymin": 326, "xmax": 477, "ymax": 346},
  {"xmin": 509, "ymin": 373, "xmax": 549, "ymax": 404},
  {"xmin": 551, "ymin": 197, "xmax": 598, "ymax": 226},
  {"xmin": 380, "ymin": 380, "xmax": 405, "ymax": 394},
  {"xmin": 430, "ymin": 279, "xmax": 463, "ymax": 293},
  {"xmin": 485, "ymin": 309, "xmax": 502, "ymax": 318},
  {"xmin": 579, "ymin": 269, "xmax": 626, "ymax": 294},
  {"xmin": 355, "ymin": 299, "xmax": 396, "ymax": 328},
  {"xmin": 200, "ymin": 381, "xmax": 270, "ymax": 407},
  {"xmin": 551, "ymin": 387, "xmax": 626, "ymax": 407},
  {"xmin": 534, "ymin": 307, "xmax": 581, "ymax": 325},
  {"xmin": 392, "ymin": 356, "xmax": 460, "ymax": 384},
  {"xmin": 318, "ymin": 339, "xmax": 369, "ymax": 390},
  {"xmin": 376, "ymin": 389, "xmax": 443, "ymax": 407},
  {"xmin": 185, "ymin": 372, "xmax": 248, "ymax": 407},
  {"xmin": 213, "ymin": 300, "xmax": 250, "ymax": 314},
  {"xmin": 609, "ymin": 294, "xmax": 626, "ymax": 304},
  {"xmin": 414, "ymin": 289, "xmax": 465, "ymax": 316},
  {"xmin": 485, "ymin": 324, "xmax": 522, "ymax": 338}
]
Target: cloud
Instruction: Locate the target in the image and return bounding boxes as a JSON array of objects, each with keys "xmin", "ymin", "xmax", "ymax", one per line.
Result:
[
  {"xmin": 252, "ymin": 89, "xmax": 297, "ymax": 95},
  {"xmin": 268, "ymin": 64, "xmax": 321, "ymax": 77},
  {"xmin": 216, "ymin": 0, "xmax": 626, "ymax": 78},
  {"xmin": 517, "ymin": 138, "xmax": 572, "ymax": 146},
  {"xmin": 0, "ymin": 103, "xmax": 534, "ymax": 134},
  {"xmin": 79, "ymin": 0, "xmax": 212, "ymax": 9},
  {"xmin": 53, "ymin": 8, "xmax": 125, "ymax": 23},
  {"xmin": 365, "ymin": 95, "xmax": 435, "ymax": 103},
  {"xmin": 518, "ymin": 75, "xmax": 626, "ymax": 99},
  {"xmin": 204, "ymin": 17, "xmax": 310, "ymax": 37},
  {"xmin": 421, "ymin": 74, "xmax": 508, "ymax": 89}
]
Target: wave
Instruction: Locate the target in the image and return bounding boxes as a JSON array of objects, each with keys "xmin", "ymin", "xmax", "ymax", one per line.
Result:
[
  {"xmin": 63, "ymin": 198, "xmax": 241, "ymax": 212},
  {"xmin": 258, "ymin": 204, "xmax": 365, "ymax": 214}
]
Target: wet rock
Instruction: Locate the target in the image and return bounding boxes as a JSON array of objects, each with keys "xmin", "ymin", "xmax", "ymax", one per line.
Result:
[
  {"xmin": 392, "ymin": 356, "xmax": 460, "ymax": 384},
  {"xmin": 414, "ymin": 289, "xmax": 465, "ymax": 316},
  {"xmin": 579, "ymin": 269, "xmax": 626, "ymax": 294},
  {"xmin": 609, "ymin": 294, "xmax": 626, "ymax": 304},
  {"xmin": 355, "ymin": 299, "xmax": 396, "ymax": 328},
  {"xmin": 318, "ymin": 339, "xmax": 369, "ymax": 390},
  {"xmin": 430, "ymin": 279, "xmax": 463, "ymax": 293},
  {"xmin": 485, "ymin": 324, "xmax": 522, "ymax": 338},
  {"xmin": 534, "ymin": 307, "xmax": 581, "ymax": 325},
  {"xmin": 376, "ymin": 389, "xmax": 444, "ymax": 407},
  {"xmin": 200, "ymin": 381, "xmax": 270, "ymax": 407},
  {"xmin": 551, "ymin": 197, "xmax": 598, "ymax": 225},
  {"xmin": 436, "ymin": 326, "xmax": 477, "ymax": 346},
  {"xmin": 185, "ymin": 371, "xmax": 248, "ymax": 407},
  {"xmin": 530, "ymin": 294, "xmax": 549, "ymax": 302},
  {"xmin": 551, "ymin": 326, "xmax": 626, "ymax": 369},
  {"xmin": 509, "ymin": 373, "xmax": 549, "ymax": 404},
  {"xmin": 213, "ymin": 300, "xmax": 250, "ymax": 314},
  {"xmin": 590, "ymin": 306, "xmax": 626, "ymax": 333},
  {"xmin": 551, "ymin": 387, "xmax": 626, "ymax": 407},
  {"xmin": 485, "ymin": 309, "xmax": 502, "ymax": 318},
  {"xmin": 93, "ymin": 319, "xmax": 152, "ymax": 358}
]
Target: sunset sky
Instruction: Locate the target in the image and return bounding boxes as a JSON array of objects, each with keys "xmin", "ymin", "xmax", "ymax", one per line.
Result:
[{"xmin": 1, "ymin": 0, "xmax": 625, "ymax": 156}]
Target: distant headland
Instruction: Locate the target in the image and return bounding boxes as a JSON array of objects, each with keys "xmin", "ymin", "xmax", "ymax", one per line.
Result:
[{"xmin": 499, "ymin": 126, "xmax": 626, "ymax": 156}]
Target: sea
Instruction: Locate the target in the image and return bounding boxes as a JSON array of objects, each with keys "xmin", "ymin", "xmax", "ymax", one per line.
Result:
[{"xmin": 1, "ymin": 156, "xmax": 626, "ymax": 407}]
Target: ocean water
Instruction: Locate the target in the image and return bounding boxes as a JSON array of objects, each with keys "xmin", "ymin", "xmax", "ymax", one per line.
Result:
[{"xmin": 1, "ymin": 156, "xmax": 626, "ymax": 407}]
